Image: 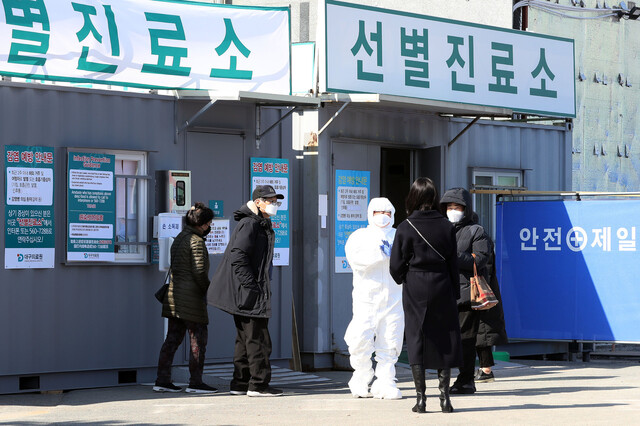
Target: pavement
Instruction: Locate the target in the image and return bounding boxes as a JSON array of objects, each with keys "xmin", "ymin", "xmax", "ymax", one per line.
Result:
[{"xmin": 1, "ymin": 357, "xmax": 640, "ymax": 425}]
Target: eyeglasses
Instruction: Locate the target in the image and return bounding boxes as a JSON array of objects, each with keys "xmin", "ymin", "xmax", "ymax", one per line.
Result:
[{"xmin": 261, "ymin": 198, "xmax": 280, "ymax": 206}]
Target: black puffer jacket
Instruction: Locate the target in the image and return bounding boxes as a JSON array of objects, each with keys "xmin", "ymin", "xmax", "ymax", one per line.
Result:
[
  {"xmin": 162, "ymin": 225, "xmax": 210, "ymax": 324},
  {"xmin": 440, "ymin": 188, "xmax": 491, "ymax": 308},
  {"xmin": 207, "ymin": 201, "xmax": 274, "ymax": 318},
  {"xmin": 441, "ymin": 188, "xmax": 507, "ymax": 346}
]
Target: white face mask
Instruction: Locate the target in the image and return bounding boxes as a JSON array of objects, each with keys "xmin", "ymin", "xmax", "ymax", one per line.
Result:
[
  {"xmin": 447, "ymin": 209, "xmax": 465, "ymax": 223},
  {"xmin": 264, "ymin": 203, "xmax": 278, "ymax": 216},
  {"xmin": 372, "ymin": 213, "xmax": 392, "ymax": 228}
]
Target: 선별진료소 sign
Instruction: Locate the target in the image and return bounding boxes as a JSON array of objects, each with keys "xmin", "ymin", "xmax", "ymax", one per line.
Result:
[
  {"xmin": 325, "ymin": 0, "xmax": 575, "ymax": 117},
  {"xmin": 0, "ymin": 0, "xmax": 290, "ymax": 93}
]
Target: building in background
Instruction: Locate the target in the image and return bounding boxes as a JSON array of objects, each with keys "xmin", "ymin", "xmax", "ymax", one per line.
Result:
[
  {"xmin": 518, "ymin": 0, "xmax": 640, "ymax": 192},
  {"xmin": 0, "ymin": 0, "xmax": 584, "ymax": 393}
]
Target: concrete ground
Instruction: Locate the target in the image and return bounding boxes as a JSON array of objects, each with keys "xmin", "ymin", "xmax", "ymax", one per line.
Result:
[{"xmin": 1, "ymin": 358, "xmax": 640, "ymax": 425}]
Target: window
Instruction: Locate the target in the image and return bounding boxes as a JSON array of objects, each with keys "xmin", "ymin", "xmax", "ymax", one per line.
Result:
[
  {"xmin": 114, "ymin": 151, "xmax": 149, "ymax": 263},
  {"xmin": 472, "ymin": 170, "xmax": 522, "ymax": 239}
]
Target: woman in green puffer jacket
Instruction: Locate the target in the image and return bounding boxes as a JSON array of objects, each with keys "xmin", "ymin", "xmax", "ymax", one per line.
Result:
[{"xmin": 154, "ymin": 202, "xmax": 217, "ymax": 394}]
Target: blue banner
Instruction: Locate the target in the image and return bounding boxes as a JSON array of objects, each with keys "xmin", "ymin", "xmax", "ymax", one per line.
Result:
[
  {"xmin": 335, "ymin": 169, "xmax": 370, "ymax": 273},
  {"xmin": 497, "ymin": 200, "xmax": 640, "ymax": 342}
]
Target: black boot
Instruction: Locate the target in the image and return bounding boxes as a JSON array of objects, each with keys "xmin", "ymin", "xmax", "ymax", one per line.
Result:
[
  {"xmin": 410, "ymin": 364, "xmax": 426, "ymax": 413},
  {"xmin": 438, "ymin": 369, "xmax": 453, "ymax": 413}
]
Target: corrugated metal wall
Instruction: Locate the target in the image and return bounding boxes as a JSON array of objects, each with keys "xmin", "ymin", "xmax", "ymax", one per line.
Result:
[
  {"xmin": 446, "ymin": 118, "xmax": 571, "ymax": 190},
  {"xmin": 0, "ymin": 83, "xmax": 175, "ymax": 393},
  {"xmin": 301, "ymin": 103, "xmax": 571, "ymax": 368},
  {"xmin": 0, "ymin": 83, "xmax": 294, "ymax": 393}
]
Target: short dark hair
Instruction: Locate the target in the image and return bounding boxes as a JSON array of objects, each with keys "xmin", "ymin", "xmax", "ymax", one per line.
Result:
[
  {"xmin": 405, "ymin": 177, "xmax": 441, "ymax": 216},
  {"xmin": 185, "ymin": 202, "xmax": 214, "ymax": 227}
]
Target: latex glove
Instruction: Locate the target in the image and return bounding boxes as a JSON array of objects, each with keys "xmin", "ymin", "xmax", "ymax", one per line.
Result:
[{"xmin": 380, "ymin": 240, "xmax": 392, "ymax": 257}]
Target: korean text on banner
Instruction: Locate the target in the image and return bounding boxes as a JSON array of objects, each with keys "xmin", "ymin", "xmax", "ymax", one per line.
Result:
[
  {"xmin": 67, "ymin": 152, "xmax": 116, "ymax": 262},
  {"xmin": 335, "ymin": 169, "xmax": 370, "ymax": 273},
  {"xmin": 497, "ymin": 200, "xmax": 640, "ymax": 342},
  {"xmin": 325, "ymin": 0, "xmax": 575, "ymax": 117},
  {"xmin": 0, "ymin": 0, "xmax": 290, "ymax": 93},
  {"xmin": 5, "ymin": 145, "xmax": 55, "ymax": 269},
  {"xmin": 250, "ymin": 157, "xmax": 290, "ymax": 266}
]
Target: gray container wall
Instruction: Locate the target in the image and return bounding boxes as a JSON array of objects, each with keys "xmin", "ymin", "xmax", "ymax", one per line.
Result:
[
  {"xmin": 301, "ymin": 104, "xmax": 571, "ymax": 368},
  {"xmin": 0, "ymin": 83, "xmax": 293, "ymax": 394},
  {"xmin": 445, "ymin": 118, "xmax": 572, "ymax": 190},
  {"xmin": 0, "ymin": 83, "xmax": 175, "ymax": 393},
  {"xmin": 176, "ymin": 100, "xmax": 294, "ymax": 362}
]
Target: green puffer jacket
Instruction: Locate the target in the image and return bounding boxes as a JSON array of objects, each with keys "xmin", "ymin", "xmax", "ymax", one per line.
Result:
[{"xmin": 162, "ymin": 225, "xmax": 210, "ymax": 324}]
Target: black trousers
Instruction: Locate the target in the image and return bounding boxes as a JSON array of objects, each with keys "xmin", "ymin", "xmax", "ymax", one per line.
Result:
[
  {"xmin": 231, "ymin": 315, "xmax": 272, "ymax": 392},
  {"xmin": 457, "ymin": 309, "xmax": 495, "ymax": 384},
  {"xmin": 156, "ymin": 317, "xmax": 208, "ymax": 386},
  {"xmin": 477, "ymin": 345, "xmax": 495, "ymax": 368}
]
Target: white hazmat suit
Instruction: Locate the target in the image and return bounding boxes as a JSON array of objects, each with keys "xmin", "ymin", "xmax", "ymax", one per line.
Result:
[{"xmin": 344, "ymin": 197, "xmax": 405, "ymax": 399}]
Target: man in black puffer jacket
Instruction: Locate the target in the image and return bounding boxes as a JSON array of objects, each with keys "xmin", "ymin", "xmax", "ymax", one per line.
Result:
[
  {"xmin": 440, "ymin": 188, "xmax": 507, "ymax": 395},
  {"xmin": 208, "ymin": 185, "xmax": 283, "ymax": 397}
]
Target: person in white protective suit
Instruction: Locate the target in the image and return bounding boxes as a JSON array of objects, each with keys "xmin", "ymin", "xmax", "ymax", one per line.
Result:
[{"xmin": 344, "ymin": 197, "xmax": 405, "ymax": 399}]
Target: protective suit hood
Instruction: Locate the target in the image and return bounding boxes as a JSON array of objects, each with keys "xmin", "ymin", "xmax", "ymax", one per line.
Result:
[{"xmin": 367, "ymin": 197, "xmax": 396, "ymax": 229}]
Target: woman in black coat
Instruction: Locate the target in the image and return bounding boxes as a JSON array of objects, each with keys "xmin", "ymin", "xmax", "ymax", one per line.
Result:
[
  {"xmin": 440, "ymin": 188, "xmax": 507, "ymax": 395},
  {"xmin": 390, "ymin": 177, "xmax": 462, "ymax": 414}
]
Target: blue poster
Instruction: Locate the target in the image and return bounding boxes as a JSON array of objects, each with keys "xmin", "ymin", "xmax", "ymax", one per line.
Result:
[
  {"xmin": 250, "ymin": 157, "xmax": 289, "ymax": 266},
  {"xmin": 497, "ymin": 200, "xmax": 640, "ymax": 342},
  {"xmin": 335, "ymin": 169, "xmax": 370, "ymax": 273}
]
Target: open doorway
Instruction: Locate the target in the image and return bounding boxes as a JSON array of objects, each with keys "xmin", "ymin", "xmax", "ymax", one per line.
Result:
[{"xmin": 380, "ymin": 148, "xmax": 412, "ymax": 226}]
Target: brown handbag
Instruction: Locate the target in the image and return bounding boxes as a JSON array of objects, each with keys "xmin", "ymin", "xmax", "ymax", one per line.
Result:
[{"xmin": 470, "ymin": 255, "xmax": 499, "ymax": 310}]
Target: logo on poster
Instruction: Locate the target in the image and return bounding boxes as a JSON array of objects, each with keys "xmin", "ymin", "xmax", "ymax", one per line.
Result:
[{"xmin": 17, "ymin": 254, "xmax": 23, "ymax": 262}]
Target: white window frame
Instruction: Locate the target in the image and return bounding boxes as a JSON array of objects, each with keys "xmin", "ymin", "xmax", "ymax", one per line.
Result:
[
  {"xmin": 472, "ymin": 169, "xmax": 523, "ymax": 240},
  {"xmin": 113, "ymin": 151, "xmax": 149, "ymax": 263}
]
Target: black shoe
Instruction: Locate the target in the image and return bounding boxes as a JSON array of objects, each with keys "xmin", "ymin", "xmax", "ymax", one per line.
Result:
[
  {"xmin": 230, "ymin": 385, "xmax": 248, "ymax": 395},
  {"xmin": 247, "ymin": 386, "xmax": 283, "ymax": 397},
  {"xmin": 153, "ymin": 382, "xmax": 183, "ymax": 393},
  {"xmin": 449, "ymin": 381, "xmax": 476, "ymax": 394},
  {"xmin": 186, "ymin": 383, "xmax": 218, "ymax": 394},
  {"xmin": 476, "ymin": 370, "xmax": 495, "ymax": 383}
]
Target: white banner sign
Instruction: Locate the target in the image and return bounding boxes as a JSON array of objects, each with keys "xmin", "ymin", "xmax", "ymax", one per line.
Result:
[
  {"xmin": 325, "ymin": 0, "xmax": 575, "ymax": 117},
  {"xmin": 0, "ymin": 0, "xmax": 291, "ymax": 93}
]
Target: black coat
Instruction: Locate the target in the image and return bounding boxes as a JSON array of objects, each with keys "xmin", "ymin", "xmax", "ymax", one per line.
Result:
[
  {"xmin": 390, "ymin": 210, "xmax": 463, "ymax": 369},
  {"xmin": 474, "ymin": 250, "xmax": 508, "ymax": 347},
  {"xmin": 207, "ymin": 201, "xmax": 274, "ymax": 318}
]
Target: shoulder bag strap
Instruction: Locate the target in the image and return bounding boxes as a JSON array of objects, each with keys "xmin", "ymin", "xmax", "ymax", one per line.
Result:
[
  {"xmin": 406, "ymin": 219, "xmax": 446, "ymax": 261},
  {"xmin": 471, "ymin": 253, "xmax": 479, "ymax": 278}
]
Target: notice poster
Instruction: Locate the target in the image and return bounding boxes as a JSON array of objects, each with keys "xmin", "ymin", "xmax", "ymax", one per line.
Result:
[
  {"xmin": 205, "ymin": 219, "xmax": 230, "ymax": 255},
  {"xmin": 250, "ymin": 157, "xmax": 289, "ymax": 266},
  {"xmin": 67, "ymin": 152, "xmax": 116, "ymax": 262},
  {"xmin": 5, "ymin": 145, "xmax": 55, "ymax": 269},
  {"xmin": 335, "ymin": 169, "xmax": 370, "ymax": 273}
]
